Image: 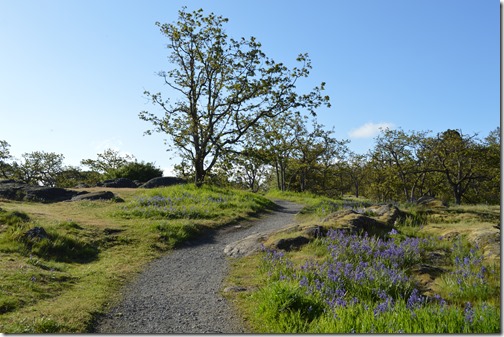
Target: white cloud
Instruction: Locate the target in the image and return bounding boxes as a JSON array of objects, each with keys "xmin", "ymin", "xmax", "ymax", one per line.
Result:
[{"xmin": 348, "ymin": 122, "xmax": 395, "ymax": 138}]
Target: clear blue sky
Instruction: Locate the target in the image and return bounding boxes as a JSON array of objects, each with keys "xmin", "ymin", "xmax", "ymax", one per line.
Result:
[{"xmin": 0, "ymin": 0, "xmax": 500, "ymax": 175}]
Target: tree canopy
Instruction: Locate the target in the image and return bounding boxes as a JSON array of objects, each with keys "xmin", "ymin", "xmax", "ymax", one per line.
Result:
[{"xmin": 139, "ymin": 7, "xmax": 330, "ymax": 187}]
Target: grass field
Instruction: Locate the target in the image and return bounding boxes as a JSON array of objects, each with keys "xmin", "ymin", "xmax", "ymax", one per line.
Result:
[{"xmin": 0, "ymin": 184, "xmax": 275, "ymax": 333}]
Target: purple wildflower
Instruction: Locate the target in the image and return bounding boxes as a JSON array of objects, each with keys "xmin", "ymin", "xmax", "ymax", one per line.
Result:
[
  {"xmin": 464, "ymin": 302, "xmax": 474, "ymax": 324},
  {"xmin": 406, "ymin": 288, "xmax": 424, "ymax": 310}
]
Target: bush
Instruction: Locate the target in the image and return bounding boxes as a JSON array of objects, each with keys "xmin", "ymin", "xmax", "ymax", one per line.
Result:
[{"xmin": 105, "ymin": 161, "xmax": 163, "ymax": 182}]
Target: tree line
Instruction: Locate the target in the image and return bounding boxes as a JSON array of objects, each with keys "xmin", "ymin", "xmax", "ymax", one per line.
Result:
[
  {"xmin": 0, "ymin": 145, "xmax": 163, "ymax": 188},
  {"xmin": 197, "ymin": 125, "xmax": 499, "ymax": 205}
]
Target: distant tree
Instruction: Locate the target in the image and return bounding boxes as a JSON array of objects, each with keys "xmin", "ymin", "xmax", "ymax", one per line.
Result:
[
  {"xmin": 344, "ymin": 152, "xmax": 368, "ymax": 198},
  {"xmin": 485, "ymin": 126, "xmax": 500, "ymax": 146},
  {"xmin": 173, "ymin": 159, "xmax": 194, "ymax": 181},
  {"xmin": 140, "ymin": 7, "xmax": 330, "ymax": 187},
  {"xmin": 228, "ymin": 139, "xmax": 271, "ymax": 193},
  {"xmin": 55, "ymin": 166, "xmax": 102, "ymax": 188},
  {"xmin": 0, "ymin": 140, "xmax": 14, "ymax": 179},
  {"xmin": 81, "ymin": 148, "xmax": 135, "ymax": 175},
  {"xmin": 105, "ymin": 161, "xmax": 163, "ymax": 182},
  {"xmin": 289, "ymin": 118, "xmax": 348, "ymax": 193},
  {"xmin": 231, "ymin": 154, "xmax": 270, "ymax": 192},
  {"xmin": 252, "ymin": 111, "xmax": 305, "ymax": 191},
  {"xmin": 13, "ymin": 151, "xmax": 65, "ymax": 186},
  {"xmin": 470, "ymin": 127, "xmax": 500, "ymax": 204},
  {"xmin": 370, "ymin": 128, "xmax": 431, "ymax": 202},
  {"xmin": 423, "ymin": 129, "xmax": 488, "ymax": 205}
]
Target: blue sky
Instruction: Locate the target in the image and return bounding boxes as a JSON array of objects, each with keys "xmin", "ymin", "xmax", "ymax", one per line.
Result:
[{"xmin": 0, "ymin": 0, "xmax": 500, "ymax": 175}]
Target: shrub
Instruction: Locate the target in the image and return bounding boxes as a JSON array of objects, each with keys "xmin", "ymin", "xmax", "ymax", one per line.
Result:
[{"xmin": 105, "ymin": 161, "xmax": 162, "ymax": 182}]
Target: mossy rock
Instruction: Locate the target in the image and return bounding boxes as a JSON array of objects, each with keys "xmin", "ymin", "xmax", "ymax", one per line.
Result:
[{"xmin": 322, "ymin": 209, "xmax": 394, "ymax": 237}]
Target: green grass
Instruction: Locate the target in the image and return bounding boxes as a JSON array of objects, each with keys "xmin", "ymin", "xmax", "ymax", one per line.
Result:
[
  {"xmin": 238, "ymin": 232, "xmax": 500, "ymax": 333},
  {"xmin": 0, "ymin": 184, "xmax": 276, "ymax": 333},
  {"xmin": 224, "ymin": 194, "xmax": 501, "ymax": 334},
  {"xmin": 250, "ymin": 283, "xmax": 499, "ymax": 333},
  {"xmin": 119, "ymin": 184, "xmax": 275, "ymax": 220},
  {"xmin": 265, "ymin": 190, "xmax": 373, "ymax": 218}
]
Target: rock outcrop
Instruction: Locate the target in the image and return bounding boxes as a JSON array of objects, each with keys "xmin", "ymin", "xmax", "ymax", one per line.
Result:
[
  {"xmin": 71, "ymin": 191, "xmax": 122, "ymax": 202},
  {"xmin": 321, "ymin": 209, "xmax": 394, "ymax": 237},
  {"xmin": 223, "ymin": 233, "xmax": 268, "ymax": 257},
  {"xmin": 0, "ymin": 181, "xmax": 78, "ymax": 203},
  {"xmin": 140, "ymin": 176, "xmax": 186, "ymax": 188},
  {"xmin": 0, "ymin": 181, "xmax": 121, "ymax": 203},
  {"xmin": 99, "ymin": 178, "xmax": 138, "ymax": 188}
]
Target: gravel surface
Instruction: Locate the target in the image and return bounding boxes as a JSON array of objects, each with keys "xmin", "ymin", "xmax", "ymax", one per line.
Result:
[{"xmin": 94, "ymin": 200, "xmax": 303, "ymax": 333}]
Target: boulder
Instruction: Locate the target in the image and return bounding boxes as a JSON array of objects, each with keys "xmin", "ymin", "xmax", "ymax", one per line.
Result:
[
  {"xmin": 24, "ymin": 186, "xmax": 77, "ymax": 203},
  {"xmin": 378, "ymin": 205, "xmax": 405, "ymax": 225},
  {"xmin": 71, "ymin": 191, "xmax": 120, "ymax": 201},
  {"xmin": 0, "ymin": 182, "xmax": 24, "ymax": 200},
  {"xmin": 140, "ymin": 176, "xmax": 186, "ymax": 188},
  {"xmin": 0, "ymin": 182, "xmax": 78, "ymax": 203},
  {"xmin": 101, "ymin": 178, "xmax": 138, "ymax": 188}
]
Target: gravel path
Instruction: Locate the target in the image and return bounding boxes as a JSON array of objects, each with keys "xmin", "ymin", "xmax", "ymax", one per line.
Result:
[{"xmin": 94, "ymin": 200, "xmax": 303, "ymax": 333}]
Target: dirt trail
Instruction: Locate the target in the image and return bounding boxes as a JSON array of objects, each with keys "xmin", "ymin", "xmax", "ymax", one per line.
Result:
[{"xmin": 94, "ymin": 200, "xmax": 302, "ymax": 333}]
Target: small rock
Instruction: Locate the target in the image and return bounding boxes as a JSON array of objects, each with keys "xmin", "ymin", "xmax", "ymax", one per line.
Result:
[
  {"xmin": 273, "ymin": 236, "xmax": 310, "ymax": 251},
  {"xmin": 23, "ymin": 227, "xmax": 49, "ymax": 241}
]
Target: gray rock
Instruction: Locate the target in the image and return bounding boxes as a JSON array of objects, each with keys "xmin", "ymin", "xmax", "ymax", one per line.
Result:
[
  {"xmin": 24, "ymin": 186, "xmax": 77, "ymax": 203},
  {"xmin": 140, "ymin": 176, "xmax": 186, "ymax": 188},
  {"xmin": 0, "ymin": 182, "xmax": 78, "ymax": 203},
  {"xmin": 71, "ymin": 191, "xmax": 119, "ymax": 201},
  {"xmin": 223, "ymin": 233, "xmax": 267, "ymax": 257},
  {"xmin": 102, "ymin": 178, "xmax": 138, "ymax": 188},
  {"xmin": 303, "ymin": 225, "xmax": 328, "ymax": 238},
  {"xmin": 23, "ymin": 226, "xmax": 49, "ymax": 241},
  {"xmin": 273, "ymin": 236, "xmax": 310, "ymax": 251}
]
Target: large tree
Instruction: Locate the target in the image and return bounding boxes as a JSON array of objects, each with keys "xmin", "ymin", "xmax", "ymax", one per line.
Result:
[{"xmin": 139, "ymin": 7, "xmax": 329, "ymax": 187}]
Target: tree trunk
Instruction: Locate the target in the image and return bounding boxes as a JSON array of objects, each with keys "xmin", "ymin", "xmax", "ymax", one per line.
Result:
[
  {"xmin": 453, "ymin": 185, "xmax": 462, "ymax": 205},
  {"xmin": 194, "ymin": 156, "xmax": 205, "ymax": 188}
]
